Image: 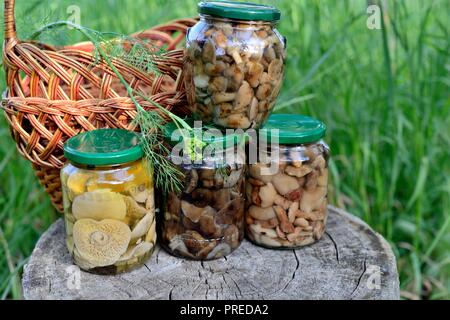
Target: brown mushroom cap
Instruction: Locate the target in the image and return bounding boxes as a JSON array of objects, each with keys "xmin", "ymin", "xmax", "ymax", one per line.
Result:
[
  {"xmin": 73, "ymin": 218, "xmax": 131, "ymax": 268},
  {"xmin": 202, "ymin": 41, "xmax": 216, "ymax": 63},
  {"xmin": 235, "ymin": 81, "xmax": 253, "ymax": 109},
  {"xmin": 191, "ymin": 188, "xmax": 214, "ymax": 207},
  {"xmin": 185, "ymin": 170, "xmax": 199, "ymax": 193},
  {"xmin": 268, "ymin": 58, "xmax": 283, "ymax": 81},
  {"xmin": 183, "ymin": 230, "xmax": 208, "ymax": 254},
  {"xmin": 274, "ymin": 205, "xmax": 295, "ymax": 234},
  {"xmin": 215, "ymin": 197, "xmax": 242, "ymax": 225},
  {"xmin": 182, "ymin": 201, "xmax": 216, "ymax": 223},
  {"xmin": 215, "ymin": 188, "xmax": 232, "ymax": 206},
  {"xmin": 199, "ymin": 211, "xmax": 222, "ymax": 238},
  {"xmin": 167, "ymin": 192, "xmax": 181, "ymax": 215}
]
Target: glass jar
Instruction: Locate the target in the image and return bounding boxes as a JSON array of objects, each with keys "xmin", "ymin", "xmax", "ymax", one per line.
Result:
[
  {"xmin": 184, "ymin": 1, "xmax": 285, "ymax": 129},
  {"xmin": 61, "ymin": 129, "xmax": 156, "ymax": 274},
  {"xmin": 160, "ymin": 122, "xmax": 246, "ymax": 259},
  {"xmin": 246, "ymin": 115, "xmax": 330, "ymax": 248}
]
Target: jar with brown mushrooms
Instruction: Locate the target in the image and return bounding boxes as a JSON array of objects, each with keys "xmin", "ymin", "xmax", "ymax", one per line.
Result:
[
  {"xmin": 245, "ymin": 115, "xmax": 330, "ymax": 249},
  {"xmin": 184, "ymin": 1, "xmax": 285, "ymax": 129},
  {"xmin": 61, "ymin": 129, "xmax": 156, "ymax": 274},
  {"xmin": 160, "ymin": 121, "xmax": 246, "ymax": 260}
]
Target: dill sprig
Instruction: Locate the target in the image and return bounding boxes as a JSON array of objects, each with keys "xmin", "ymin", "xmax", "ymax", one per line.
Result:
[
  {"xmin": 30, "ymin": 21, "xmax": 199, "ymax": 193},
  {"xmin": 133, "ymin": 111, "xmax": 185, "ymax": 194}
]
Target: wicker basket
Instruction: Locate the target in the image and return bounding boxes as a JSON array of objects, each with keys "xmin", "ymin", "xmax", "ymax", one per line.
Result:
[{"xmin": 1, "ymin": 0, "xmax": 196, "ymax": 212}]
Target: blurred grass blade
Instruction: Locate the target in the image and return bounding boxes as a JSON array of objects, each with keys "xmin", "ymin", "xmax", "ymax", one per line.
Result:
[{"xmin": 406, "ymin": 157, "xmax": 429, "ymax": 210}]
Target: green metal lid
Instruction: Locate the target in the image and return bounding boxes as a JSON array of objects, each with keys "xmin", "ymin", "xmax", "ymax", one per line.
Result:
[
  {"xmin": 260, "ymin": 114, "xmax": 327, "ymax": 144},
  {"xmin": 64, "ymin": 129, "xmax": 143, "ymax": 166},
  {"xmin": 198, "ymin": 1, "xmax": 281, "ymax": 22},
  {"xmin": 163, "ymin": 120, "xmax": 245, "ymax": 149}
]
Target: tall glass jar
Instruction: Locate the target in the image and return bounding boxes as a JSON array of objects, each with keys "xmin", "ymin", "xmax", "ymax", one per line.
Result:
[
  {"xmin": 61, "ymin": 129, "xmax": 156, "ymax": 274},
  {"xmin": 160, "ymin": 122, "xmax": 246, "ymax": 260},
  {"xmin": 246, "ymin": 115, "xmax": 330, "ymax": 248},
  {"xmin": 184, "ymin": 1, "xmax": 285, "ymax": 129}
]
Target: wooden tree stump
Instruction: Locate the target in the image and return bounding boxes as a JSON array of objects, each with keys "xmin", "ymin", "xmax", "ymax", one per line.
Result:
[{"xmin": 22, "ymin": 206, "xmax": 399, "ymax": 300}]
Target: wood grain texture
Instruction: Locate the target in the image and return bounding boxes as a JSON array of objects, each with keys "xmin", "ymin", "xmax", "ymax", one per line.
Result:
[{"xmin": 22, "ymin": 206, "xmax": 399, "ymax": 300}]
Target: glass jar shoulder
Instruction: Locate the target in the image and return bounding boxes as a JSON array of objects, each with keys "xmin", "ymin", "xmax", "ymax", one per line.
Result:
[
  {"xmin": 260, "ymin": 140, "xmax": 330, "ymax": 163},
  {"xmin": 61, "ymin": 160, "xmax": 151, "ymax": 194},
  {"xmin": 187, "ymin": 16, "xmax": 285, "ymax": 59}
]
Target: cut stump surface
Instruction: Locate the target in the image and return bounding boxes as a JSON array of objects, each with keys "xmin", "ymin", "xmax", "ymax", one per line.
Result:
[{"xmin": 22, "ymin": 206, "xmax": 399, "ymax": 300}]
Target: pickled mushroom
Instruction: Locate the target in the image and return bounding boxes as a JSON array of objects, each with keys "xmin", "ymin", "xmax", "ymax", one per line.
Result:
[
  {"xmin": 117, "ymin": 241, "xmax": 153, "ymax": 262},
  {"xmin": 285, "ymin": 165, "xmax": 312, "ymax": 178},
  {"xmin": 300, "ymin": 187, "xmax": 327, "ymax": 213},
  {"xmin": 67, "ymin": 171, "xmax": 92, "ymax": 200},
  {"xmin": 168, "ymin": 235, "xmax": 194, "ymax": 258},
  {"xmin": 272, "ymin": 173, "xmax": 300, "ymax": 195},
  {"xmin": 185, "ymin": 170, "xmax": 199, "ymax": 193},
  {"xmin": 198, "ymin": 211, "xmax": 222, "ymax": 238},
  {"xmin": 72, "ymin": 218, "xmax": 131, "ymax": 268},
  {"xmin": 258, "ymin": 183, "xmax": 277, "ymax": 208},
  {"xmin": 72, "ymin": 190, "xmax": 127, "ymax": 221},
  {"xmin": 145, "ymin": 219, "xmax": 156, "ymax": 243},
  {"xmin": 183, "ymin": 230, "xmax": 208, "ymax": 254},
  {"xmin": 130, "ymin": 212, "xmax": 155, "ymax": 242},
  {"xmin": 123, "ymin": 196, "xmax": 148, "ymax": 219},
  {"xmin": 248, "ymin": 205, "xmax": 276, "ymax": 220},
  {"xmin": 219, "ymin": 167, "xmax": 243, "ymax": 188},
  {"xmin": 129, "ymin": 184, "xmax": 151, "ymax": 203},
  {"xmin": 181, "ymin": 201, "xmax": 215, "ymax": 223},
  {"xmin": 249, "ymin": 163, "xmax": 275, "ymax": 183},
  {"xmin": 206, "ymin": 243, "xmax": 231, "ymax": 260},
  {"xmin": 250, "ymin": 223, "xmax": 278, "ymax": 238}
]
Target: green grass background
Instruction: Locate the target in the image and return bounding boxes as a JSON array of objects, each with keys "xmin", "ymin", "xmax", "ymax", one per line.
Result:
[{"xmin": 0, "ymin": 0, "xmax": 449, "ymax": 299}]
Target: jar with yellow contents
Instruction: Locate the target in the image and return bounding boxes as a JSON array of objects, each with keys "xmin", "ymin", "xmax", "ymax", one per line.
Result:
[{"xmin": 61, "ymin": 129, "xmax": 155, "ymax": 274}]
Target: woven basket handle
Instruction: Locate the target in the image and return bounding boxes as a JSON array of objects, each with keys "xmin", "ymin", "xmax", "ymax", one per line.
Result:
[{"xmin": 4, "ymin": 0, "xmax": 17, "ymax": 41}]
